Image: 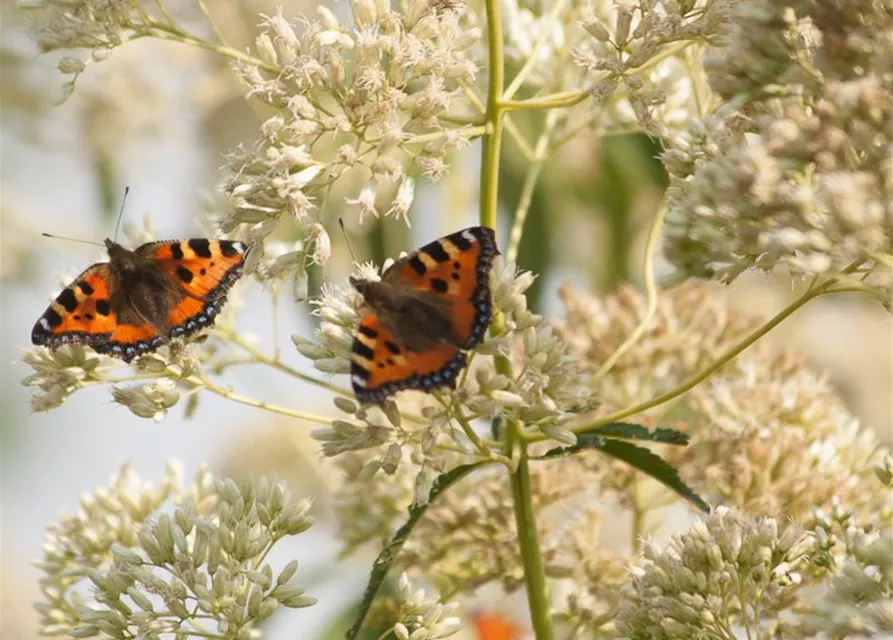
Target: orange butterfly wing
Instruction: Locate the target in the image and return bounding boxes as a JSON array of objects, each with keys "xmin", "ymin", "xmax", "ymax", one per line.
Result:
[
  {"xmin": 31, "ymin": 264, "xmax": 117, "ymax": 348},
  {"xmin": 94, "ymin": 323, "xmax": 165, "ymax": 361},
  {"xmin": 137, "ymin": 239, "xmax": 248, "ymax": 339},
  {"xmin": 350, "ymin": 314, "xmax": 467, "ymax": 404},
  {"xmin": 31, "ymin": 263, "xmax": 166, "ymax": 361},
  {"xmin": 384, "ymin": 226, "xmax": 498, "ymax": 349},
  {"xmin": 473, "ymin": 612, "xmax": 524, "ymax": 640}
]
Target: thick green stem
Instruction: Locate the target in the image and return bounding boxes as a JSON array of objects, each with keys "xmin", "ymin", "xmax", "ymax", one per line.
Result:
[
  {"xmin": 480, "ymin": 1, "xmax": 555, "ymax": 637},
  {"xmin": 480, "ymin": 0, "xmax": 505, "ymax": 230},
  {"xmin": 510, "ymin": 439, "xmax": 556, "ymax": 640}
]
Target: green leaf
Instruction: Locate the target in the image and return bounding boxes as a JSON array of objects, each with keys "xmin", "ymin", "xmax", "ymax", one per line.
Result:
[
  {"xmin": 535, "ymin": 432, "xmax": 709, "ymax": 513},
  {"xmin": 581, "ymin": 422, "xmax": 690, "ymax": 446},
  {"xmin": 345, "ymin": 461, "xmax": 493, "ymax": 640}
]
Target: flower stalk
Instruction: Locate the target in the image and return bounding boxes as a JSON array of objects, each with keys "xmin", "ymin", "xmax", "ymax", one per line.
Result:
[
  {"xmin": 509, "ymin": 431, "xmax": 556, "ymax": 640},
  {"xmin": 567, "ymin": 259, "xmax": 868, "ymax": 437}
]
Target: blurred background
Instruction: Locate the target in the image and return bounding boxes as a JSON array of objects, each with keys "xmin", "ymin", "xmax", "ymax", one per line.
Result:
[{"xmin": 1, "ymin": 0, "xmax": 890, "ymax": 637}]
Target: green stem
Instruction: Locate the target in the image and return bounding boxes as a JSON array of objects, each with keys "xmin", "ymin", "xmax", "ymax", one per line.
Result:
[
  {"xmin": 406, "ymin": 125, "xmax": 489, "ymax": 146},
  {"xmin": 194, "ymin": 0, "xmax": 229, "ymax": 46},
  {"xmin": 567, "ymin": 262, "xmax": 865, "ymax": 436},
  {"xmin": 193, "ymin": 375, "xmax": 333, "ymax": 425},
  {"xmin": 503, "ymin": 90, "xmax": 588, "ymax": 112},
  {"xmin": 139, "ymin": 22, "xmax": 280, "ymax": 73},
  {"xmin": 217, "ymin": 328, "xmax": 352, "ymax": 397},
  {"xmin": 505, "ymin": 112, "xmax": 558, "ymax": 263},
  {"xmin": 479, "ymin": 0, "xmax": 505, "ymax": 230},
  {"xmin": 590, "ymin": 201, "xmax": 666, "ymax": 384},
  {"xmin": 434, "ymin": 394, "xmax": 512, "ymax": 466},
  {"xmin": 479, "ymin": 1, "xmax": 555, "ymax": 637},
  {"xmin": 463, "ymin": 84, "xmax": 535, "ymax": 160},
  {"xmin": 509, "ymin": 435, "xmax": 556, "ymax": 640}
]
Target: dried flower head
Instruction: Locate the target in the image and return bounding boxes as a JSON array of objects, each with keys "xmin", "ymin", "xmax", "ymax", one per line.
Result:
[
  {"xmin": 551, "ymin": 507, "xmax": 628, "ymax": 636},
  {"xmin": 573, "ymin": 0, "xmax": 731, "ymax": 137},
  {"xmin": 334, "ymin": 446, "xmax": 599, "ymax": 596},
  {"xmin": 662, "ymin": 1, "xmax": 893, "ymax": 290},
  {"xmin": 679, "ymin": 349, "xmax": 887, "ymax": 520},
  {"xmin": 22, "ymin": 0, "xmax": 139, "ymax": 55},
  {"xmin": 560, "ymin": 281, "xmax": 889, "ymax": 520},
  {"xmin": 35, "ymin": 461, "xmax": 316, "ymax": 638}
]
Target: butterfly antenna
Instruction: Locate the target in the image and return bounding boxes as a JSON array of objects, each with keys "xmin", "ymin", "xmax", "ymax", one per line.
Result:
[
  {"xmin": 41, "ymin": 233, "xmax": 104, "ymax": 247},
  {"xmin": 112, "ymin": 186, "xmax": 131, "ymax": 242},
  {"xmin": 338, "ymin": 217, "xmax": 358, "ymax": 262}
]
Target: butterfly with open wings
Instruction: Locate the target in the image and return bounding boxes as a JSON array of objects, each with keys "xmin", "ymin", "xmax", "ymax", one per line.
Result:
[
  {"xmin": 31, "ymin": 238, "xmax": 248, "ymax": 362},
  {"xmin": 348, "ymin": 226, "xmax": 499, "ymax": 404}
]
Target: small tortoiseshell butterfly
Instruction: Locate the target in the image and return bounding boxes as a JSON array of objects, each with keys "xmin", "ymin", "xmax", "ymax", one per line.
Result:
[
  {"xmin": 349, "ymin": 226, "xmax": 498, "ymax": 404},
  {"xmin": 32, "ymin": 238, "xmax": 248, "ymax": 362}
]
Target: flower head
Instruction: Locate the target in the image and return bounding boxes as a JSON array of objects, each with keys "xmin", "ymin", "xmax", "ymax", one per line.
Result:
[
  {"xmin": 221, "ymin": 0, "xmax": 481, "ymax": 280},
  {"xmin": 35, "ymin": 462, "xmax": 316, "ymax": 638},
  {"xmin": 614, "ymin": 507, "xmax": 814, "ymax": 639},
  {"xmin": 661, "ymin": 1, "xmax": 893, "ymax": 289}
]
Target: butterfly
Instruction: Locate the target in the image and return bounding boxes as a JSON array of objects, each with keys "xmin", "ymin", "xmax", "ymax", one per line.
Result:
[
  {"xmin": 349, "ymin": 226, "xmax": 498, "ymax": 404},
  {"xmin": 31, "ymin": 238, "xmax": 248, "ymax": 363}
]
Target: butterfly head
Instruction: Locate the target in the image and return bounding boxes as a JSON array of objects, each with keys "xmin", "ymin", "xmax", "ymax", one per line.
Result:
[
  {"xmin": 104, "ymin": 239, "xmax": 142, "ymax": 273},
  {"xmin": 349, "ymin": 276, "xmax": 389, "ymax": 307},
  {"xmin": 350, "ymin": 276, "xmax": 425, "ymax": 317}
]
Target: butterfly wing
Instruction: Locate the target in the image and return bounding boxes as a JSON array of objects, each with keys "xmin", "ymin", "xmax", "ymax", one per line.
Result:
[
  {"xmin": 31, "ymin": 262, "xmax": 166, "ymax": 362},
  {"xmin": 31, "ymin": 263, "xmax": 117, "ymax": 349},
  {"xmin": 382, "ymin": 226, "xmax": 498, "ymax": 349},
  {"xmin": 350, "ymin": 313, "xmax": 468, "ymax": 404},
  {"xmin": 136, "ymin": 238, "xmax": 248, "ymax": 340}
]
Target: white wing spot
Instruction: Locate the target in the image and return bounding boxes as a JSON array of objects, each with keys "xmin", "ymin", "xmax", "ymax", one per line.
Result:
[
  {"xmin": 39, "ymin": 318, "xmax": 49, "ymax": 330},
  {"xmin": 352, "ymin": 375, "xmax": 367, "ymax": 388},
  {"xmin": 462, "ymin": 230, "xmax": 475, "ymax": 242}
]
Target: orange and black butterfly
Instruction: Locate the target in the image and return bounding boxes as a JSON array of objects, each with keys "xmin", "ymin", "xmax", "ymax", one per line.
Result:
[
  {"xmin": 349, "ymin": 226, "xmax": 498, "ymax": 404},
  {"xmin": 31, "ymin": 238, "xmax": 248, "ymax": 362}
]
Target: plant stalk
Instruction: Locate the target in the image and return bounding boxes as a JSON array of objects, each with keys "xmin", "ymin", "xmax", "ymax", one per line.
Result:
[
  {"xmin": 480, "ymin": 1, "xmax": 556, "ymax": 637},
  {"xmin": 509, "ymin": 439, "xmax": 556, "ymax": 640},
  {"xmin": 480, "ymin": 0, "xmax": 505, "ymax": 230}
]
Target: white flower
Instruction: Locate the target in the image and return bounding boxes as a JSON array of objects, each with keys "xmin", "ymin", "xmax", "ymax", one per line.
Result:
[
  {"xmin": 346, "ymin": 185, "xmax": 380, "ymax": 224},
  {"xmin": 387, "ymin": 177, "xmax": 416, "ymax": 227}
]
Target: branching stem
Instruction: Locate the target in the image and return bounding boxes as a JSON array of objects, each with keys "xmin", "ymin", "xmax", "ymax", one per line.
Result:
[{"xmin": 566, "ymin": 261, "xmax": 867, "ymax": 436}]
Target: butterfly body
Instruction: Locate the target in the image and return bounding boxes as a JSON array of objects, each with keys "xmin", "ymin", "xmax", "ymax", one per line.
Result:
[
  {"xmin": 350, "ymin": 226, "xmax": 498, "ymax": 404},
  {"xmin": 32, "ymin": 238, "xmax": 248, "ymax": 362}
]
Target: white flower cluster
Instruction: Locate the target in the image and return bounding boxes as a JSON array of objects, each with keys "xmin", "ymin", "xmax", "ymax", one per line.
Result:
[
  {"xmin": 392, "ymin": 573, "xmax": 462, "ymax": 640},
  {"xmin": 221, "ymin": 1, "xmax": 481, "ymax": 284},
  {"xmin": 22, "ymin": 345, "xmax": 107, "ymax": 412},
  {"xmin": 574, "ymin": 0, "xmax": 732, "ymax": 136},
  {"xmin": 662, "ymin": 0, "xmax": 893, "ymax": 290},
  {"xmin": 614, "ymin": 506, "xmax": 814, "ymax": 638},
  {"xmin": 35, "ymin": 462, "xmax": 316, "ymax": 638}
]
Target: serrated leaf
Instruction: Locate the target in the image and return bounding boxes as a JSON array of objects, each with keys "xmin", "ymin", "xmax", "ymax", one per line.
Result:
[
  {"xmin": 535, "ymin": 434, "xmax": 709, "ymax": 513},
  {"xmin": 345, "ymin": 461, "xmax": 492, "ymax": 640},
  {"xmin": 581, "ymin": 422, "xmax": 690, "ymax": 446}
]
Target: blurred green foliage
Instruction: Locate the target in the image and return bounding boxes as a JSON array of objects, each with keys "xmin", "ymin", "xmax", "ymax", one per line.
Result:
[{"xmin": 503, "ymin": 131, "xmax": 668, "ymax": 312}]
